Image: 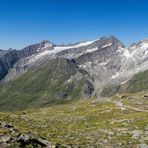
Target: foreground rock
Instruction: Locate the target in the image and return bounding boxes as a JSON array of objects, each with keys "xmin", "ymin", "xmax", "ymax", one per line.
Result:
[{"xmin": 0, "ymin": 120, "xmax": 71, "ymax": 148}]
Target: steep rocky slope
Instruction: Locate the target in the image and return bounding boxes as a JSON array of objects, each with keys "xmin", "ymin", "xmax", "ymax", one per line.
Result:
[
  {"xmin": 0, "ymin": 58, "xmax": 94, "ymax": 111},
  {"xmin": 0, "ymin": 41, "xmax": 54, "ymax": 81},
  {"xmin": 0, "ymin": 49, "xmax": 7, "ymax": 57}
]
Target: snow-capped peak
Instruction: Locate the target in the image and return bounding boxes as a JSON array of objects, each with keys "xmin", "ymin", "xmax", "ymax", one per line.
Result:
[
  {"xmin": 41, "ymin": 40, "xmax": 54, "ymax": 48},
  {"xmin": 54, "ymin": 38, "xmax": 100, "ymax": 50},
  {"xmin": 140, "ymin": 42, "xmax": 148, "ymax": 50},
  {"xmin": 27, "ymin": 38, "xmax": 100, "ymax": 64}
]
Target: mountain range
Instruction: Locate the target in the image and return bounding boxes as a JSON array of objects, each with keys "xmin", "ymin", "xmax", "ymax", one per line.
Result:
[{"xmin": 0, "ymin": 36, "xmax": 148, "ymax": 111}]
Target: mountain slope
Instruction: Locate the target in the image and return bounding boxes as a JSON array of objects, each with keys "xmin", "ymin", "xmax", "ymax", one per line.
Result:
[
  {"xmin": 0, "ymin": 58, "xmax": 94, "ymax": 111},
  {"xmin": 101, "ymin": 69, "xmax": 148, "ymax": 97},
  {"xmin": 0, "ymin": 49, "xmax": 7, "ymax": 57},
  {"xmin": 125, "ymin": 70, "xmax": 148, "ymax": 92},
  {"xmin": 0, "ymin": 36, "xmax": 148, "ymax": 111},
  {"xmin": 0, "ymin": 41, "xmax": 54, "ymax": 81}
]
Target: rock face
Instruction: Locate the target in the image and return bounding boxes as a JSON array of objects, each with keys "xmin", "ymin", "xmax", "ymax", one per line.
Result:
[
  {"xmin": 0, "ymin": 50, "xmax": 20, "ymax": 81},
  {"xmin": 0, "ymin": 49, "xmax": 7, "ymax": 57},
  {"xmin": 0, "ymin": 40, "xmax": 54, "ymax": 81},
  {"xmin": 19, "ymin": 40, "xmax": 54, "ymax": 58}
]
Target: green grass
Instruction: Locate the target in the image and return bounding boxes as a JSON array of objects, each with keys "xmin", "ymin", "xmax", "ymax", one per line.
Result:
[
  {"xmin": 101, "ymin": 83, "xmax": 121, "ymax": 97},
  {"xmin": 0, "ymin": 58, "xmax": 92, "ymax": 111},
  {"xmin": 126, "ymin": 70, "xmax": 148, "ymax": 92},
  {"xmin": 1, "ymin": 91, "xmax": 148, "ymax": 147},
  {"xmin": 101, "ymin": 70, "xmax": 148, "ymax": 97}
]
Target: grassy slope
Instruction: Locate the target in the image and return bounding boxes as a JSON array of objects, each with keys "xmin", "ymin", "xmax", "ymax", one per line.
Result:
[
  {"xmin": 0, "ymin": 90, "xmax": 148, "ymax": 147},
  {"xmin": 101, "ymin": 70, "xmax": 148, "ymax": 97},
  {"xmin": 0, "ymin": 58, "xmax": 90, "ymax": 111},
  {"xmin": 126, "ymin": 70, "xmax": 148, "ymax": 92}
]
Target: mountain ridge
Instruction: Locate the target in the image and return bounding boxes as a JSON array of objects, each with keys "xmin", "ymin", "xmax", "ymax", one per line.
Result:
[{"xmin": 0, "ymin": 35, "xmax": 148, "ymax": 111}]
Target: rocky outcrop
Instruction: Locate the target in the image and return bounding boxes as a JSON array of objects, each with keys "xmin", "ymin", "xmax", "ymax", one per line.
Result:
[
  {"xmin": 19, "ymin": 40, "xmax": 54, "ymax": 58},
  {"xmin": 0, "ymin": 120, "xmax": 71, "ymax": 147}
]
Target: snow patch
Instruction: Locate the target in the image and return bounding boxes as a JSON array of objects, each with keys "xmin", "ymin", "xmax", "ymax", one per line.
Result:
[
  {"xmin": 111, "ymin": 72, "xmax": 120, "ymax": 79},
  {"xmin": 140, "ymin": 43, "xmax": 148, "ymax": 49},
  {"xmin": 28, "ymin": 50, "xmax": 53, "ymax": 63},
  {"xmin": 102, "ymin": 43, "xmax": 112, "ymax": 48},
  {"xmin": 79, "ymin": 64, "xmax": 87, "ymax": 68},
  {"xmin": 117, "ymin": 47, "xmax": 132, "ymax": 58},
  {"xmin": 121, "ymin": 77, "xmax": 133, "ymax": 85},
  {"xmin": 44, "ymin": 42, "xmax": 53, "ymax": 48},
  {"xmin": 85, "ymin": 47, "xmax": 98, "ymax": 53},
  {"xmin": 99, "ymin": 61, "xmax": 108, "ymax": 66}
]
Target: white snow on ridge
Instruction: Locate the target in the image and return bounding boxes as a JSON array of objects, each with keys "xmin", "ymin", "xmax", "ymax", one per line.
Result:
[
  {"xmin": 140, "ymin": 43, "xmax": 148, "ymax": 50},
  {"xmin": 121, "ymin": 77, "xmax": 133, "ymax": 85},
  {"xmin": 28, "ymin": 50, "xmax": 53, "ymax": 64},
  {"xmin": 44, "ymin": 42, "xmax": 53, "ymax": 48},
  {"xmin": 99, "ymin": 62, "xmax": 107, "ymax": 66},
  {"xmin": 54, "ymin": 38, "xmax": 100, "ymax": 51},
  {"xmin": 117, "ymin": 47, "xmax": 132, "ymax": 58},
  {"xmin": 111, "ymin": 72, "xmax": 120, "ymax": 79},
  {"xmin": 27, "ymin": 39, "xmax": 100, "ymax": 64},
  {"xmin": 117, "ymin": 41, "xmax": 148, "ymax": 60},
  {"xmin": 85, "ymin": 47, "xmax": 98, "ymax": 53},
  {"xmin": 123, "ymin": 49, "xmax": 132, "ymax": 58},
  {"xmin": 128, "ymin": 42, "xmax": 148, "ymax": 60},
  {"xmin": 102, "ymin": 43, "xmax": 112, "ymax": 48}
]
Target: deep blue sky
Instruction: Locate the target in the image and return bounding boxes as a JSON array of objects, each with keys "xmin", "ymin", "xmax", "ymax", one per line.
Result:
[{"xmin": 0, "ymin": 0, "xmax": 148, "ymax": 49}]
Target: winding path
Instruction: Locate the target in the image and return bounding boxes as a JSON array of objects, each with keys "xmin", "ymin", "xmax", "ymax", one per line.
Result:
[{"xmin": 109, "ymin": 100, "xmax": 148, "ymax": 113}]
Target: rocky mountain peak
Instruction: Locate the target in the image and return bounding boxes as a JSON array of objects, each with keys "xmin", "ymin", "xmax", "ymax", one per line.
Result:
[
  {"xmin": 7, "ymin": 48, "xmax": 16, "ymax": 52},
  {"xmin": 107, "ymin": 36, "xmax": 125, "ymax": 48},
  {"xmin": 41, "ymin": 40, "xmax": 54, "ymax": 48},
  {"xmin": 128, "ymin": 39, "xmax": 148, "ymax": 53}
]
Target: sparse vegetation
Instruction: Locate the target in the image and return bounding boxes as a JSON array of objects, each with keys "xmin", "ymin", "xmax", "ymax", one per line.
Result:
[{"xmin": 0, "ymin": 90, "xmax": 148, "ymax": 147}]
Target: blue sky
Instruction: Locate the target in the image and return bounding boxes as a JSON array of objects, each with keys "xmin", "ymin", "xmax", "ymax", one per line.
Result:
[{"xmin": 0, "ymin": 0, "xmax": 148, "ymax": 49}]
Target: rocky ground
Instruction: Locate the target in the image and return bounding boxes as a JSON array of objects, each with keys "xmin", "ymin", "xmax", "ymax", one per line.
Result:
[
  {"xmin": 0, "ymin": 91, "xmax": 148, "ymax": 147},
  {"xmin": 0, "ymin": 120, "xmax": 56, "ymax": 147}
]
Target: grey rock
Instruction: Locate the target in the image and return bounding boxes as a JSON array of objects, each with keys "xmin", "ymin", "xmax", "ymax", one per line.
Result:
[
  {"xmin": 131, "ymin": 130, "xmax": 143, "ymax": 139},
  {"xmin": 139, "ymin": 143, "xmax": 148, "ymax": 148},
  {"xmin": 0, "ymin": 40, "xmax": 54, "ymax": 81}
]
